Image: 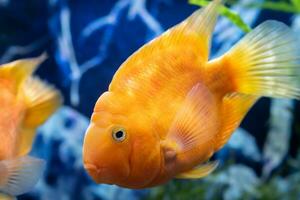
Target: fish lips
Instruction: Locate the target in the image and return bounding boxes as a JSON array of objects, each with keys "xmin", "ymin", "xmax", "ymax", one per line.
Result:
[{"xmin": 83, "ymin": 163, "xmax": 112, "ymax": 184}]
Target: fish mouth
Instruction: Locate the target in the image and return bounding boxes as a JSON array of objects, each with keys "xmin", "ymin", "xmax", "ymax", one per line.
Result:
[
  {"xmin": 84, "ymin": 162, "xmax": 107, "ymax": 175},
  {"xmin": 83, "ymin": 162, "xmax": 111, "ymax": 183},
  {"xmin": 83, "ymin": 162, "xmax": 130, "ymax": 185},
  {"xmin": 84, "ymin": 163, "xmax": 98, "ymax": 171}
]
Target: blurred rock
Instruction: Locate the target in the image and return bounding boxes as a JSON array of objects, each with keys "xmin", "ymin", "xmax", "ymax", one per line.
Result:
[
  {"xmin": 228, "ymin": 128, "xmax": 261, "ymax": 162},
  {"xmin": 263, "ymin": 99, "xmax": 294, "ymax": 178},
  {"xmin": 208, "ymin": 165, "xmax": 260, "ymax": 200}
]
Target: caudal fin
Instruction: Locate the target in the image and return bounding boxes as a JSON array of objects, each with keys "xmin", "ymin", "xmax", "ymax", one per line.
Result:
[{"xmin": 222, "ymin": 20, "xmax": 300, "ymax": 99}]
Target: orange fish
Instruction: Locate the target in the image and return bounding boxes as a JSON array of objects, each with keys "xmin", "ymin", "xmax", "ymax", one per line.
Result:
[
  {"xmin": 0, "ymin": 55, "xmax": 62, "ymax": 199},
  {"xmin": 83, "ymin": 0, "xmax": 300, "ymax": 189}
]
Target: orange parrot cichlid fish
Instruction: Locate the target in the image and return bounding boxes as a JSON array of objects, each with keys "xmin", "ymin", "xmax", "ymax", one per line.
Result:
[
  {"xmin": 0, "ymin": 55, "xmax": 62, "ymax": 199},
  {"xmin": 83, "ymin": 0, "xmax": 300, "ymax": 189}
]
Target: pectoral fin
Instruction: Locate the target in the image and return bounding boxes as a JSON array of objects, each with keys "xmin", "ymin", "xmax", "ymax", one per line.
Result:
[
  {"xmin": 0, "ymin": 156, "xmax": 45, "ymax": 196},
  {"xmin": 176, "ymin": 160, "xmax": 219, "ymax": 179},
  {"xmin": 166, "ymin": 83, "xmax": 218, "ymax": 153}
]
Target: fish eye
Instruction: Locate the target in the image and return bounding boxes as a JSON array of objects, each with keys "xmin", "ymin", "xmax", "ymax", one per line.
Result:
[{"xmin": 112, "ymin": 128, "xmax": 126, "ymax": 142}]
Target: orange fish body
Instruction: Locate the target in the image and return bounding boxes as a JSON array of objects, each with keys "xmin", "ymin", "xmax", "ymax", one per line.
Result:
[
  {"xmin": 83, "ymin": 0, "xmax": 300, "ymax": 189},
  {"xmin": 0, "ymin": 78, "xmax": 23, "ymax": 160},
  {"xmin": 0, "ymin": 55, "xmax": 62, "ymax": 199}
]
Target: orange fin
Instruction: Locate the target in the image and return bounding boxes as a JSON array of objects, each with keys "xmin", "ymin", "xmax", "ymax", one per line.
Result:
[
  {"xmin": 162, "ymin": 0, "xmax": 221, "ymax": 62},
  {"xmin": 0, "ymin": 156, "xmax": 45, "ymax": 196},
  {"xmin": 0, "ymin": 54, "xmax": 47, "ymax": 92},
  {"xmin": 17, "ymin": 77, "xmax": 62, "ymax": 156},
  {"xmin": 223, "ymin": 20, "xmax": 300, "ymax": 99},
  {"xmin": 176, "ymin": 160, "xmax": 218, "ymax": 179},
  {"xmin": 181, "ymin": 0, "xmax": 221, "ymax": 60},
  {"xmin": 214, "ymin": 93, "xmax": 258, "ymax": 152},
  {"xmin": 166, "ymin": 83, "xmax": 218, "ymax": 153},
  {"xmin": 22, "ymin": 77, "xmax": 62, "ymax": 127}
]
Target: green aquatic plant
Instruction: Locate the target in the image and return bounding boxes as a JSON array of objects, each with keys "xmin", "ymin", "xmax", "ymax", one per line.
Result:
[
  {"xmin": 247, "ymin": 0, "xmax": 300, "ymax": 14},
  {"xmin": 190, "ymin": 0, "xmax": 300, "ymax": 33},
  {"xmin": 189, "ymin": 0, "xmax": 252, "ymax": 33},
  {"xmin": 144, "ymin": 180, "xmax": 211, "ymax": 200},
  {"xmin": 145, "ymin": 163, "xmax": 260, "ymax": 200},
  {"xmin": 145, "ymin": 159, "xmax": 300, "ymax": 200}
]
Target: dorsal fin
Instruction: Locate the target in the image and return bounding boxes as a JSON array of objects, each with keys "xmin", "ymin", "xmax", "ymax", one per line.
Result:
[
  {"xmin": 0, "ymin": 54, "xmax": 47, "ymax": 92},
  {"xmin": 214, "ymin": 93, "xmax": 258, "ymax": 152},
  {"xmin": 170, "ymin": 0, "xmax": 221, "ymax": 61}
]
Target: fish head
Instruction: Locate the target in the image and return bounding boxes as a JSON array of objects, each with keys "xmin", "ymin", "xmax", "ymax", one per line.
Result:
[
  {"xmin": 83, "ymin": 122, "xmax": 130, "ymax": 185},
  {"xmin": 83, "ymin": 92, "xmax": 162, "ymax": 188}
]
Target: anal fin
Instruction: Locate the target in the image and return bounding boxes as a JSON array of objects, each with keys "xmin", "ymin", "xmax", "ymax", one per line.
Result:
[
  {"xmin": 214, "ymin": 93, "xmax": 258, "ymax": 152},
  {"xmin": 0, "ymin": 54, "xmax": 46, "ymax": 92}
]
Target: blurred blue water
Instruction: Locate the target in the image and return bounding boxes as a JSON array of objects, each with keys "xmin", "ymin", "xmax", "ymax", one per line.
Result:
[{"xmin": 0, "ymin": 0, "xmax": 299, "ymax": 199}]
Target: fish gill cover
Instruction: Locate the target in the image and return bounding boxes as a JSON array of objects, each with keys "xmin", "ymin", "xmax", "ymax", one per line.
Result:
[{"xmin": 0, "ymin": 0, "xmax": 299, "ymax": 199}]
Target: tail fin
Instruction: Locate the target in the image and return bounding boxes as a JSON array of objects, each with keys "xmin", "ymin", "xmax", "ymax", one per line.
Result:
[{"xmin": 222, "ymin": 20, "xmax": 300, "ymax": 99}]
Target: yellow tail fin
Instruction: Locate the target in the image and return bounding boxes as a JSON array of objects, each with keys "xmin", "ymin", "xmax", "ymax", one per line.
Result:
[{"xmin": 222, "ymin": 20, "xmax": 300, "ymax": 99}]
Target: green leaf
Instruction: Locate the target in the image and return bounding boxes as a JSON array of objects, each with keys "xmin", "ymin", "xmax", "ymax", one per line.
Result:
[
  {"xmin": 189, "ymin": 0, "xmax": 251, "ymax": 33},
  {"xmin": 247, "ymin": 1, "xmax": 299, "ymax": 13},
  {"xmin": 219, "ymin": 5, "xmax": 251, "ymax": 33},
  {"xmin": 189, "ymin": 0, "xmax": 210, "ymax": 7},
  {"xmin": 291, "ymin": 0, "xmax": 300, "ymax": 11}
]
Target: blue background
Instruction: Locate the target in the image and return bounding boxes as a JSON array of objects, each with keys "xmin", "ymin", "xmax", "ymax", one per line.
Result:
[{"xmin": 0, "ymin": 0, "xmax": 299, "ymax": 199}]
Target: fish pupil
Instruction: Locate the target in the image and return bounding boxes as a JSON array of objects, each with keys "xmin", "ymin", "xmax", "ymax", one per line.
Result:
[{"xmin": 115, "ymin": 131, "xmax": 124, "ymax": 138}]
